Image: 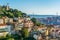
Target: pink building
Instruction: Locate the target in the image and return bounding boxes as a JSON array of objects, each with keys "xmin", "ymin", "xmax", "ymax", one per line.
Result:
[{"xmin": 24, "ymin": 20, "xmax": 34, "ymax": 28}]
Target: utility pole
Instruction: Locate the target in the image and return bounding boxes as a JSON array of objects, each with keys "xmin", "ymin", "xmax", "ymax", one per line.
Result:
[{"xmin": 33, "ymin": 12, "xmax": 34, "ymax": 18}]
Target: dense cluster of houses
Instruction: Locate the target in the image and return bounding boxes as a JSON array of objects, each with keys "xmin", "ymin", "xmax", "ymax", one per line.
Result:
[
  {"xmin": 0, "ymin": 16, "xmax": 60, "ymax": 39},
  {"xmin": 0, "ymin": 16, "xmax": 34, "ymax": 37},
  {"xmin": 0, "ymin": 17, "xmax": 13, "ymax": 37},
  {"xmin": 0, "ymin": 16, "xmax": 60, "ymax": 40}
]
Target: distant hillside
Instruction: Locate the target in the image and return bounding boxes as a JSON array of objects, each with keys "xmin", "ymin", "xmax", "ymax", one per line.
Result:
[
  {"xmin": 29, "ymin": 15, "xmax": 60, "ymax": 25},
  {"xmin": 29, "ymin": 15, "xmax": 57, "ymax": 18}
]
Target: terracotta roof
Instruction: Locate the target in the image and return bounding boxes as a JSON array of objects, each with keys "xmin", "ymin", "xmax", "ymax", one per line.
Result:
[{"xmin": 0, "ymin": 24, "xmax": 6, "ymax": 26}]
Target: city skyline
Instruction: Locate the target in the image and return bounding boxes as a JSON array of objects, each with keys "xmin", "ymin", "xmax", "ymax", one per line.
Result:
[{"xmin": 0, "ymin": 0, "xmax": 60, "ymax": 15}]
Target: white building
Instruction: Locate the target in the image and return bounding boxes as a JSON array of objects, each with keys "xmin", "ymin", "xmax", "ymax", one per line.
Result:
[
  {"xmin": 0, "ymin": 18, "xmax": 12, "ymax": 36},
  {"xmin": 16, "ymin": 23, "xmax": 24, "ymax": 30}
]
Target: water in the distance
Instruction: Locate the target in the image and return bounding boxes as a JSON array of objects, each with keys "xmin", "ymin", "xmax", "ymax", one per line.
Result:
[{"xmin": 29, "ymin": 15, "xmax": 56, "ymax": 18}]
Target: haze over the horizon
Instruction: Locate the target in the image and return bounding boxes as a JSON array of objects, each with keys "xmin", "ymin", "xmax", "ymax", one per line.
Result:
[{"xmin": 0, "ymin": 0, "xmax": 60, "ymax": 15}]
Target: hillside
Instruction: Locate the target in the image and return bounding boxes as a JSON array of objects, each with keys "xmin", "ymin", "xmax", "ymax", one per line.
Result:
[{"xmin": 0, "ymin": 5, "xmax": 27, "ymax": 18}]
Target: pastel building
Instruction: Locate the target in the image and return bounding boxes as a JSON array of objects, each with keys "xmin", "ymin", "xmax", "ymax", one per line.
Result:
[
  {"xmin": 0, "ymin": 19, "xmax": 4, "ymax": 24},
  {"xmin": 18, "ymin": 17, "xmax": 24, "ymax": 23},
  {"xmin": 24, "ymin": 20, "xmax": 33, "ymax": 28},
  {"xmin": 50, "ymin": 27, "xmax": 60, "ymax": 38},
  {"xmin": 25, "ymin": 17, "xmax": 31, "ymax": 21},
  {"xmin": 0, "ymin": 18, "xmax": 12, "ymax": 37},
  {"xmin": 2, "ymin": 17, "xmax": 13, "ymax": 24},
  {"xmin": 15, "ymin": 22, "xmax": 24, "ymax": 30},
  {"xmin": 24, "ymin": 20, "xmax": 34, "ymax": 32},
  {"xmin": 4, "ymin": 16, "xmax": 9, "ymax": 24},
  {"xmin": 14, "ymin": 17, "xmax": 24, "ymax": 31},
  {"xmin": 8, "ymin": 18, "xmax": 13, "ymax": 23}
]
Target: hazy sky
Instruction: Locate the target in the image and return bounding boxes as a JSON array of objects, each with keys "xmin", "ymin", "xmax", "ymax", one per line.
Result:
[{"xmin": 0, "ymin": 0, "xmax": 60, "ymax": 15}]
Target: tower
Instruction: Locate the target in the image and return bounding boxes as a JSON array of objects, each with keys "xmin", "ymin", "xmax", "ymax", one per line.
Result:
[{"xmin": 6, "ymin": 3, "xmax": 9, "ymax": 10}]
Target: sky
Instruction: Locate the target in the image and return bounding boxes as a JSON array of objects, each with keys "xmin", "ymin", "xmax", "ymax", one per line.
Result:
[{"xmin": 0, "ymin": 0, "xmax": 60, "ymax": 15}]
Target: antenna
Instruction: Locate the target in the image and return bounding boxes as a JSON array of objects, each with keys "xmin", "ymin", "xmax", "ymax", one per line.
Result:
[{"xmin": 56, "ymin": 12, "xmax": 58, "ymax": 16}]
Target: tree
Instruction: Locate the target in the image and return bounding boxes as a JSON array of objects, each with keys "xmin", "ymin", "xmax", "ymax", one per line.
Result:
[
  {"xmin": 11, "ymin": 33, "xmax": 21, "ymax": 40},
  {"xmin": 5, "ymin": 33, "xmax": 14, "ymax": 40},
  {"xmin": 19, "ymin": 30, "xmax": 25, "ymax": 38},
  {"xmin": 17, "ymin": 11, "xmax": 22, "ymax": 17},
  {"xmin": 22, "ymin": 13, "xmax": 27, "ymax": 17},
  {"xmin": 23, "ymin": 37, "xmax": 36, "ymax": 40},
  {"xmin": 22, "ymin": 28, "xmax": 29, "ymax": 38},
  {"xmin": 8, "ymin": 8, "xmax": 13, "ymax": 12},
  {"xmin": 8, "ymin": 12, "xmax": 14, "ymax": 18},
  {"xmin": 0, "ymin": 5, "xmax": 27, "ymax": 18},
  {"xmin": 31, "ymin": 18, "xmax": 36, "ymax": 25},
  {"xmin": 6, "ymin": 33, "xmax": 12, "ymax": 38},
  {"xmin": 36, "ymin": 22, "xmax": 41, "ymax": 26}
]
